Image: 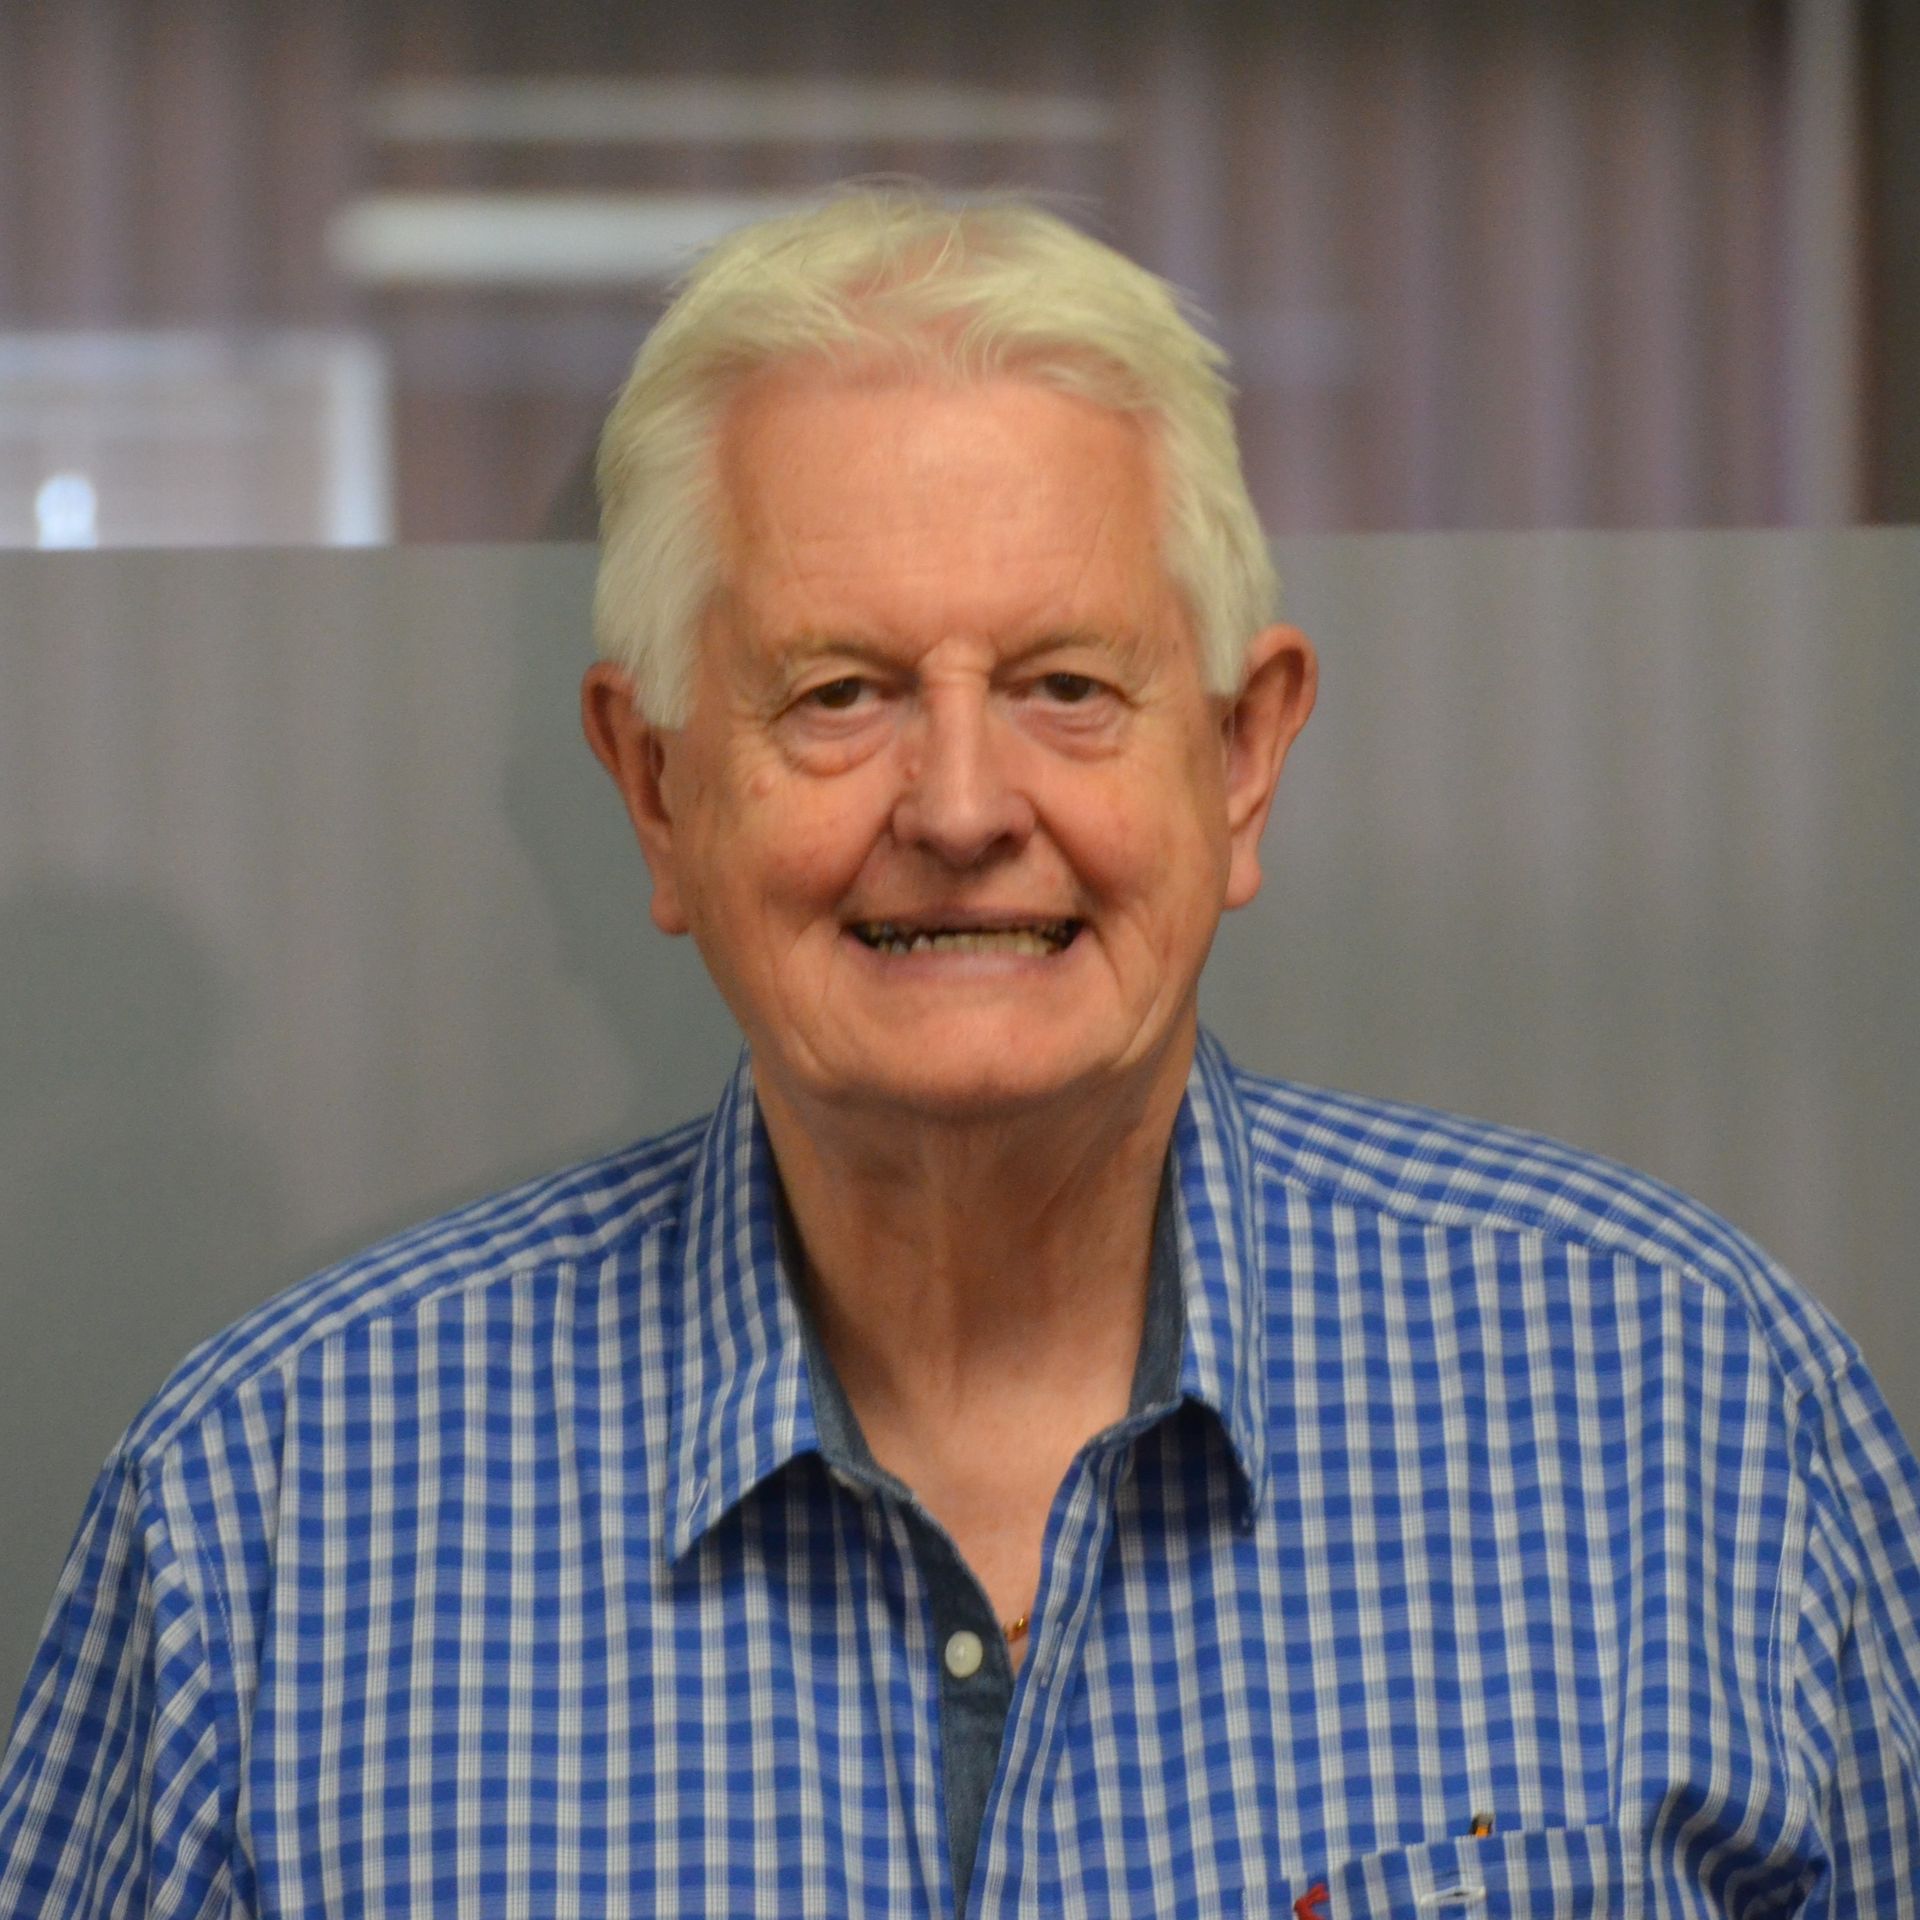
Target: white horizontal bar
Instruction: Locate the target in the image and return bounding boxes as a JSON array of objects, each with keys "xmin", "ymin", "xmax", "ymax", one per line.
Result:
[
  {"xmin": 329, "ymin": 190, "xmax": 966, "ymax": 287},
  {"xmin": 368, "ymin": 77, "xmax": 1119, "ymax": 146}
]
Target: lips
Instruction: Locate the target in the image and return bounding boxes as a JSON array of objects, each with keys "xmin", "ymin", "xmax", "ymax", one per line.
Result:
[{"xmin": 850, "ymin": 919, "xmax": 1081, "ymax": 957}]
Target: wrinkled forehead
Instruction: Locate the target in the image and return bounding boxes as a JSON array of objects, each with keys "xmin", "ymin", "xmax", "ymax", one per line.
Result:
[
  {"xmin": 701, "ymin": 368, "xmax": 1190, "ymax": 668},
  {"xmin": 715, "ymin": 362, "xmax": 1167, "ymax": 568}
]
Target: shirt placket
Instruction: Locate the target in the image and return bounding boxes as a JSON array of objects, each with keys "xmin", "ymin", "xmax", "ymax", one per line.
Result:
[
  {"xmin": 827, "ymin": 1469, "xmax": 957, "ymax": 1917},
  {"xmin": 967, "ymin": 1428, "xmax": 1142, "ymax": 1920}
]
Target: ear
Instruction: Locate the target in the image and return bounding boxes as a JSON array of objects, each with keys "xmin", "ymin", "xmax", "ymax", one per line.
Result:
[
  {"xmin": 1220, "ymin": 624, "xmax": 1318, "ymax": 911},
  {"xmin": 580, "ymin": 661, "xmax": 691, "ymax": 936}
]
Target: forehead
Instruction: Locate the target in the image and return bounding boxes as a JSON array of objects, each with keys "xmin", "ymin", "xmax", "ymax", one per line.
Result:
[{"xmin": 709, "ymin": 369, "xmax": 1181, "ymax": 652}]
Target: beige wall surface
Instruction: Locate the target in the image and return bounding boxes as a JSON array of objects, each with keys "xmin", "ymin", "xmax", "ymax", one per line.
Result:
[{"xmin": 3, "ymin": 532, "xmax": 1916, "ymax": 1710}]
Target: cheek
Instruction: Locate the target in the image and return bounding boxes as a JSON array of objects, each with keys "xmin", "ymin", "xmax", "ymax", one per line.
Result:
[
  {"xmin": 751, "ymin": 786, "xmax": 894, "ymax": 913},
  {"xmin": 1091, "ymin": 799, "xmax": 1232, "ymax": 956},
  {"xmin": 1053, "ymin": 769, "xmax": 1226, "ymax": 887}
]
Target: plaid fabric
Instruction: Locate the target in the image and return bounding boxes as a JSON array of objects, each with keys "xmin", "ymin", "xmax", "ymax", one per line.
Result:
[{"xmin": 5, "ymin": 1030, "xmax": 1918, "ymax": 1916}]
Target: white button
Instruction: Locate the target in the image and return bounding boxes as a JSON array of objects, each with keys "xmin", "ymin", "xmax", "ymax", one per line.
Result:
[{"xmin": 943, "ymin": 1629, "xmax": 985, "ymax": 1679}]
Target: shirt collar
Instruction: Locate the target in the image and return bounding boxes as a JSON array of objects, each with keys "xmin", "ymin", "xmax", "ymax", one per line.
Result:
[
  {"xmin": 664, "ymin": 1030, "xmax": 1269, "ymax": 1559},
  {"xmin": 1170, "ymin": 1027, "xmax": 1271, "ymax": 1516},
  {"xmin": 664, "ymin": 1053, "xmax": 821, "ymax": 1560}
]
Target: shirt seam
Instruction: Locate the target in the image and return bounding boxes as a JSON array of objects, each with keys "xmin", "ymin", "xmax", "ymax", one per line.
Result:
[
  {"xmin": 127, "ymin": 1248, "xmax": 576, "ymax": 1479},
  {"xmin": 126, "ymin": 1131, "xmax": 706, "ymax": 1464},
  {"xmin": 1248, "ymin": 1141, "xmax": 1823, "ymax": 1414}
]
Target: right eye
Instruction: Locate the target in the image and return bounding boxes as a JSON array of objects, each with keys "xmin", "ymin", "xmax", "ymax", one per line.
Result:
[{"xmin": 803, "ymin": 677, "xmax": 868, "ymax": 712}]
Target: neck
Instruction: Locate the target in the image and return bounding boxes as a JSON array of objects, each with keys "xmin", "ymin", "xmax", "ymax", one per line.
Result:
[{"xmin": 756, "ymin": 1030, "xmax": 1194, "ymax": 1431}]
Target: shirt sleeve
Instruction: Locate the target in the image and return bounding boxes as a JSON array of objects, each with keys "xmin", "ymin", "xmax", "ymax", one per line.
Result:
[
  {"xmin": 1793, "ymin": 1353, "xmax": 1920, "ymax": 1913},
  {"xmin": 0, "ymin": 1451, "xmax": 232, "ymax": 1919}
]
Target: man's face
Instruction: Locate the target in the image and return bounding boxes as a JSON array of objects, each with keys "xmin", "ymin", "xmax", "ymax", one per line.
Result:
[{"xmin": 587, "ymin": 369, "xmax": 1313, "ymax": 1125}]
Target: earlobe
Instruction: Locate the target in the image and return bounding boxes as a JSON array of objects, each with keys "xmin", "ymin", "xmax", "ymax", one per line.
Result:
[
  {"xmin": 579, "ymin": 662, "xmax": 691, "ymax": 935},
  {"xmin": 1221, "ymin": 624, "xmax": 1318, "ymax": 911}
]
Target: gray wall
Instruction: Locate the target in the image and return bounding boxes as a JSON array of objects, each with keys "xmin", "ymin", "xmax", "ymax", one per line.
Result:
[{"xmin": 4, "ymin": 533, "xmax": 1916, "ymax": 1712}]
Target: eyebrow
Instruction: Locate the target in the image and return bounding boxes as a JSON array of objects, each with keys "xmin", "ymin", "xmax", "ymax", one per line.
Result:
[
  {"xmin": 763, "ymin": 627, "xmax": 1138, "ymax": 670},
  {"xmin": 745, "ymin": 624, "xmax": 1158, "ymax": 713},
  {"xmin": 999, "ymin": 629, "xmax": 1122, "ymax": 664},
  {"xmin": 763, "ymin": 631, "xmax": 894, "ymax": 666},
  {"xmin": 752, "ymin": 632, "xmax": 896, "ymax": 691}
]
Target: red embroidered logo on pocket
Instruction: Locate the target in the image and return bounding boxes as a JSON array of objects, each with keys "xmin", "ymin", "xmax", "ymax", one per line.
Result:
[{"xmin": 1292, "ymin": 1882, "xmax": 1329, "ymax": 1920}]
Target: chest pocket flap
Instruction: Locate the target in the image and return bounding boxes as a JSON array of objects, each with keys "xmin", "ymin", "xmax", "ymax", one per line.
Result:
[{"xmin": 1301, "ymin": 1823, "xmax": 1636, "ymax": 1920}]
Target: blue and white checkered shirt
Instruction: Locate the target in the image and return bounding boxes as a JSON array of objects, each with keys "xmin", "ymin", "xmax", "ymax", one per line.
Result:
[{"xmin": 6, "ymin": 1031, "xmax": 1919, "ymax": 1915}]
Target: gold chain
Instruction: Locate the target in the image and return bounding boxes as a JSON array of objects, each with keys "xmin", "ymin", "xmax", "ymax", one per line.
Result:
[{"xmin": 1002, "ymin": 1613, "xmax": 1029, "ymax": 1645}]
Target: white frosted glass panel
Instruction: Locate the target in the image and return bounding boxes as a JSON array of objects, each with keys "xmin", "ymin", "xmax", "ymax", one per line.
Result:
[{"xmin": 2, "ymin": 533, "xmax": 1915, "ymax": 1709}]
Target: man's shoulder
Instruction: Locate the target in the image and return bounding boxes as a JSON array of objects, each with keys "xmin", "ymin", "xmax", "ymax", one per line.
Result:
[
  {"xmin": 123, "ymin": 1113, "xmax": 712, "ymax": 1465},
  {"xmin": 1220, "ymin": 1056, "xmax": 1856, "ymax": 1395}
]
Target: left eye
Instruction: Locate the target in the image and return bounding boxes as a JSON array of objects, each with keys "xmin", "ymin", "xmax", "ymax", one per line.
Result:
[{"xmin": 1038, "ymin": 672, "xmax": 1101, "ymax": 704}]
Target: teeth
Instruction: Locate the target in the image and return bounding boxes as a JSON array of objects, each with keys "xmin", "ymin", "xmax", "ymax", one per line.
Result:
[{"xmin": 855, "ymin": 920, "xmax": 1076, "ymax": 956}]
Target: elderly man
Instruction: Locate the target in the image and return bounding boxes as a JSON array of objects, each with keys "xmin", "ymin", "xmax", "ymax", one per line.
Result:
[{"xmin": 6, "ymin": 192, "xmax": 1920, "ymax": 1917}]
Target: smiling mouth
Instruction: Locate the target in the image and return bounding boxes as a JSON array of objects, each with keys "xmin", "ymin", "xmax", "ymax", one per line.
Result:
[{"xmin": 850, "ymin": 919, "xmax": 1082, "ymax": 957}]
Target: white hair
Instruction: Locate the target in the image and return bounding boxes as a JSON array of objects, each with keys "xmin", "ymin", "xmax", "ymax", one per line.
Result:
[{"xmin": 593, "ymin": 188, "xmax": 1277, "ymax": 724}]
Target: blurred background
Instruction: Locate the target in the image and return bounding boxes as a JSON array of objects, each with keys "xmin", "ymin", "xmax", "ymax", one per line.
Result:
[
  {"xmin": 3, "ymin": 0, "xmax": 1918, "ymax": 1707},
  {"xmin": 1, "ymin": 0, "xmax": 1916, "ymax": 544}
]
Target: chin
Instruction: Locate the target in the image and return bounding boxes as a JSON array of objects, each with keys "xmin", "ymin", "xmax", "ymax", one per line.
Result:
[{"xmin": 826, "ymin": 1035, "xmax": 1130, "ymax": 1125}]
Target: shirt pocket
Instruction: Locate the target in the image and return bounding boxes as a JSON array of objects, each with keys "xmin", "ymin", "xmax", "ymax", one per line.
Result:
[{"xmin": 1299, "ymin": 1823, "xmax": 1638, "ymax": 1920}]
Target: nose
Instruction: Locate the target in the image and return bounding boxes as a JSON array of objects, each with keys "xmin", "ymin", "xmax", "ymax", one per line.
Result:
[{"xmin": 889, "ymin": 686, "xmax": 1036, "ymax": 867}]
